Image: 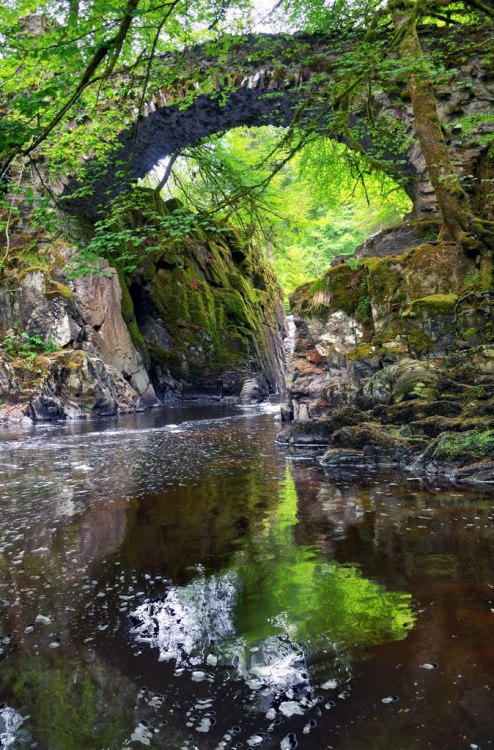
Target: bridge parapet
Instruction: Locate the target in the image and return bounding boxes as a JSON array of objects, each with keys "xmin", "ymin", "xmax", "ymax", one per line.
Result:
[{"xmin": 61, "ymin": 25, "xmax": 494, "ymax": 223}]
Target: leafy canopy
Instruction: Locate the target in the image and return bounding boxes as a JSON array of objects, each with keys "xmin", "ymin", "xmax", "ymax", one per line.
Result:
[
  {"xmin": 0, "ymin": 0, "xmax": 255, "ymax": 179},
  {"xmin": 1, "ymin": 0, "xmax": 493, "ymax": 278},
  {"xmin": 149, "ymin": 125, "xmax": 410, "ymax": 297}
]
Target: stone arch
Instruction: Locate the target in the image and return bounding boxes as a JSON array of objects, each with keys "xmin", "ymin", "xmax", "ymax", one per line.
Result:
[{"xmin": 62, "ymin": 27, "xmax": 494, "ymax": 222}]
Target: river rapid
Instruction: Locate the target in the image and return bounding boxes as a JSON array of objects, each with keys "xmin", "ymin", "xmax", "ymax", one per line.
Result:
[{"xmin": 0, "ymin": 405, "xmax": 492, "ymax": 750}]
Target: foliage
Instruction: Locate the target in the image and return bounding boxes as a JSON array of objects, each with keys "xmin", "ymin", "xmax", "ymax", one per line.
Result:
[
  {"xmin": 69, "ymin": 186, "xmax": 228, "ymax": 276},
  {"xmin": 1, "ymin": 0, "xmax": 493, "ymax": 280},
  {"xmin": 0, "ymin": 329, "xmax": 60, "ymax": 359},
  {"xmin": 156, "ymin": 126, "xmax": 411, "ymax": 298},
  {"xmin": 0, "ymin": 0, "xmax": 258, "ymax": 185},
  {"xmin": 435, "ymin": 430, "xmax": 494, "ymax": 461}
]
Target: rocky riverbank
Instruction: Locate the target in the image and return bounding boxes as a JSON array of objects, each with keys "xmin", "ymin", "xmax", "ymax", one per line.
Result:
[
  {"xmin": 0, "ymin": 191, "xmax": 286, "ymax": 424},
  {"xmin": 278, "ymin": 226, "xmax": 494, "ymax": 485}
]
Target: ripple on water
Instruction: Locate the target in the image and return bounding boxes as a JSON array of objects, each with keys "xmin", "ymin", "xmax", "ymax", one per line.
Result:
[{"xmin": 1, "ymin": 407, "xmax": 493, "ymax": 749}]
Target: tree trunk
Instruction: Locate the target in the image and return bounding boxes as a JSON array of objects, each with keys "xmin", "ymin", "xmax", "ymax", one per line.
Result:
[{"xmin": 391, "ymin": 0, "xmax": 477, "ymax": 247}]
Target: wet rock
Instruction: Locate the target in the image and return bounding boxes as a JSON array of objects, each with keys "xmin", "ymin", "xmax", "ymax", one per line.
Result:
[
  {"xmin": 311, "ymin": 405, "xmax": 364, "ymax": 427},
  {"xmin": 372, "ymin": 399, "xmax": 462, "ymax": 424},
  {"xmin": 239, "ymin": 375, "xmax": 269, "ymax": 403},
  {"xmin": 320, "ymin": 449, "xmax": 371, "ymax": 471},
  {"xmin": 281, "ymin": 231, "xmax": 494, "ymax": 484},
  {"xmin": 280, "ymin": 403, "xmax": 293, "ymax": 422},
  {"xmin": 409, "ymin": 415, "xmax": 463, "ymax": 438},
  {"xmin": 0, "ymin": 350, "xmax": 142, "ymax": 424},
  {"xmin": 276, "ymin": 420, "xmax": 335, "ymax": 446},
  {"xmin": 412, "ymin": 429, "xmax": 494, "ymax": 484},
  {"xmin": 330, "ymin": 424, "xmax": 397, "ymax": 451}
]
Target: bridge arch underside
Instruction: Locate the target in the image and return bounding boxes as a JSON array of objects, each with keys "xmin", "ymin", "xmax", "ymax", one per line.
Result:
[{"xmin": 63, "ymin": 86, "xmax": 418, "ymax": 222}]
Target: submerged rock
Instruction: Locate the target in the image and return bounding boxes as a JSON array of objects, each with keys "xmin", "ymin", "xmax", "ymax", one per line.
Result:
[{"xmin": 239, "ymin": 374, "xmax": 270, "ymax": 403}]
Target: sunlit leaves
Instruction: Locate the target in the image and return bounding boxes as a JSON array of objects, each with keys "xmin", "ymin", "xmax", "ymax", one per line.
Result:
[
  {"xmin": 0, "ymin": 0, "xmax": 256, "ymax": 178},
  {"xmin": 157, "ymin": 125, "xmax": 411, "ymax": 298}
]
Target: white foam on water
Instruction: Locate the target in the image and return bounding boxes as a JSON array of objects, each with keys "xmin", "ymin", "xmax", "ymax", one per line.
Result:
[
  {"xmin": 237, "ymin": 635, "xmax": 308, "ymax": 694},
  {"xmin": 130, "ymin": 721, "xmax": 154, "ymax": 746},
  {"xmin": 321, "ymin": 678, "xmax": 339, "ymax": 690},
  {"xmin": 130, "ymin": 572, "xmax": 311, "ymax": 718},
  {"xmin": 131, "ymin": 571, "xmax": 237, "ymax": 665},
  {"xmin": 196, "ymin": 717, "xmax": 212, "ymax": 733},
  {"xmin": 279, "ymin": 701, "xmax": 305, "ymax": 717},
  {"xmin": 247, "ymin": 734, "xmax": 264, "ymax": 746},
  {"xmin": 0, "ymin": 705, "xmax": 25, "ymax": 748}
]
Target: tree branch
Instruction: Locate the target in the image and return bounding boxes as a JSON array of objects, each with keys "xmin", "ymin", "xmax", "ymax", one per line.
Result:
[
  {"xmin": 154, "ymin": 152, "xmax": 179, "ymax": 195},
  {"xmin": 1, "ymin": 0, "xmax": 143, "ymax": 180}
]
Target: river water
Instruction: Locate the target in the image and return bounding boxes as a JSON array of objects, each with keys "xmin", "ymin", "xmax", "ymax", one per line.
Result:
[{"xmin": 0, "ymin": 405, "xmax": 492, "ymax": 750}]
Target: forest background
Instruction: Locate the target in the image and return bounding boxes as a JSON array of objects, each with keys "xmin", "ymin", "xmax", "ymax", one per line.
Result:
[{"xmin": 1, "ymin": 0, "xmax": 493, "ymax": 299}]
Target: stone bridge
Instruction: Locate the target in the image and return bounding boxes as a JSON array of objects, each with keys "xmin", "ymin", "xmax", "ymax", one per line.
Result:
[{"xmin": 63, "ymin": 24, "xmax": 494, "ymax": 221}]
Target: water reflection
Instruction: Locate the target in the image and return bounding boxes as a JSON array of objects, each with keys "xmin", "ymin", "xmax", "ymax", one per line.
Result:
[
  {"xmin": 129, "ymin": 468, "xmax": 414, "ymax": 719},
  {"xmin": 0, "ymin": 408, "xmax": 492, "ymax": 749}
]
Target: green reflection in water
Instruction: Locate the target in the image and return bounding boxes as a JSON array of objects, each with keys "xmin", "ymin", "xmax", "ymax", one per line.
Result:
[
  {"xmin": 231, "ymin": 469, "xmax": 415, "ymax": 660},
  {"xmin": 1, "ymin": 655, "xmax": 134, "ymax": 750},
  {"xmin": 0, "ymin": 467, "xmax": 417, "ymax": 750}
]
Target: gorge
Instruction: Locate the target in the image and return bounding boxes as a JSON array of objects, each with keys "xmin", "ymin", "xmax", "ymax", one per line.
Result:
[{"xmin": 1, "ymin": 0, "xmax": 494, "ymax": 747}]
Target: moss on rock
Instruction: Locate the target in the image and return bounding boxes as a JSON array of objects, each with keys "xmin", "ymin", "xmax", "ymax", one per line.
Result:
[
  {"xmin": 403, "ymin": 294, "xmax": 458, "ymax": 317},
  {"xmin": 117, "ymin": 269, "xmax": 150, "ymax": 365},
  {"xmin": 113, "ymin": 190, "xmax": 284, "ymax": 388},
  {"xmin": 291, "ymin": 263, "xmax": 361, "ymax": 319},
  {"xmin": 427, "ymin": 429, "xmax": 494, "ymax": 462}
]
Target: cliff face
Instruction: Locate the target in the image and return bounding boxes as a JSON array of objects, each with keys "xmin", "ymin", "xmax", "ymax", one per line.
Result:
[
  {"xmin": 0, "ymin": 262, "xmax": 159, "ymax": 422},
  {"xmin": 118, "ymin": 197, "xmax": 287, "ymax": 402},
  {"xmin": 279, "ymin": 230, "xmax": 494, "ymax": 485},
  {"xmin": 0, "ymin": 195, "xmax": 286, "ymax": 423}
]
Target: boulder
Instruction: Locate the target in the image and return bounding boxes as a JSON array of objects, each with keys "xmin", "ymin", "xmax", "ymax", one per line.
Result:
[
  {"xmin": 0, "ymin": 351, "xmax": 142, "ymax": 424},
  {"xmin": 239, "ymin": 374, "xmax": 269, "ymax": 403},
  {"xmin": 281, "ymin": 228, "xmax": 494, "ymax": 485}
]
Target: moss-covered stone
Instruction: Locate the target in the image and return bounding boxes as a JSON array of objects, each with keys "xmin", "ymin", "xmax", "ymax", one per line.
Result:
[
  {"xmin": 147, "ymin": 342, "xmax": 186, "ymax": 379},
  {"xmin": 117, "ymin": 269, "xmax": 150, "ymax": 365},
  {"xmin": 47, "ymin": 281, "xmax": 74, "ymax": 300},
  {"xmin": 112, "ymin": 190, "xmax": 284, "ymax": 388},
  {"xmin": 401, "ymin": 243, "xmax": 473, "ymax": 298},
  {"xmin": 427, "ymin": 430, "xmax": 494, "ymax": 462},
  {"xmin": 330, "ymin": 423, "xmax": 399, "ymax": 451},
  {"xmin": 346, "ymin": 343, "xmax": 375, "ymax": 361},
  {"xmin": 291, "ymin": 263, "xmax": 362, "ymax": 319},
  {"xmin": 372, "ymin": 399, "xmax": 463, "ymax": 424},
  {"xmin": 403, "ymin": 293, "xmax": 458, "ymax": 317}
]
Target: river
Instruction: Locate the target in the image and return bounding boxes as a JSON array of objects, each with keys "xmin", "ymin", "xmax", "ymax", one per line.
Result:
[{"xmin": 0, "ymin": 405, "xmax": 492, "ymax": 749}]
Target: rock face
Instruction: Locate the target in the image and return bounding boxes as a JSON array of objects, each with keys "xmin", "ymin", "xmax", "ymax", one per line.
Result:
[
  {"xmin": 280, "ymin": 233, "xmax": 494, "ymax": 485},
  {"xmin": 0, "ymin": 350, "xmax": 142, "ymax": 423},
  {"xmin": 0, "ymin": 264, "xmax": 159, "ymax": 423},
  {"xmin": 117, "ymin": 193, "xmax": 287, "ymax": 403},
  {"xmin": 71, "ymin": 266, "xmax": 157, "ymax": 405},
  {"xmin": 0, "ymin": 193, "xmax": 286, "ymax": 422}
]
